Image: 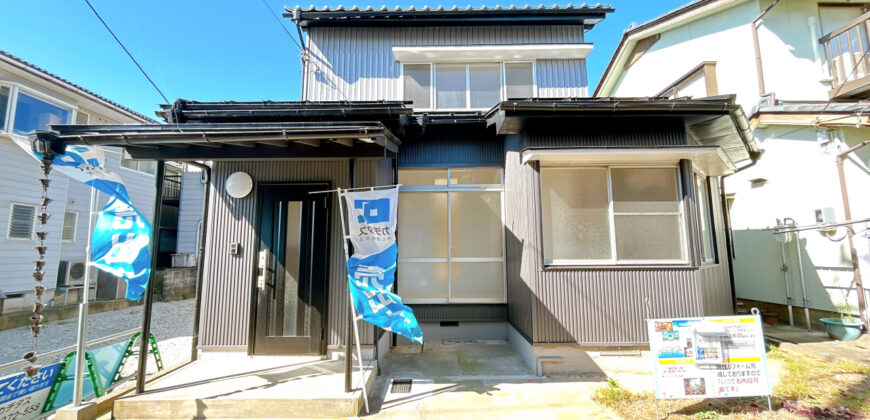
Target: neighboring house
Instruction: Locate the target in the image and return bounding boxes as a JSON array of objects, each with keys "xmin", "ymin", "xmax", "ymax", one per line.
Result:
[
  {"xmin": 0, "ymin": 50, "xmax": 204, "ymax": 312},
  {"xmin": 596, "ymin": 0, "xmax": 870, "ymax": 328},
  {"xmin": 38, "ymin": 4, "xmax": 756, "ymax": 381}
]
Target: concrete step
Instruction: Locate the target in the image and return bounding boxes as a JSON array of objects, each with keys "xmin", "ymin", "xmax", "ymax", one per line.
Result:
[{"xmin": 112, "ymin": 356, "xmax": 377, "ymax": 419}]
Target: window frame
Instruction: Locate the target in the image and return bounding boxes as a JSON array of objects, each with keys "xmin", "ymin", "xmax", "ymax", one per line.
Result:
[
  {"xmin": 540, "ymin": 164, "xmax": 688, "ymax": 267},
  {"xmin": 119, "ymin": 149, "xmax": 157, "ymax": 176},
  {"xmin": 0, "ymin": 83, "xmax": 76, "ymax": 137},
  {"xmin": 694, "ymin": 172, "xmax": 718, "ymax": 265},
  {"xmin": 398, "ymin": 167, "xmax": 507, "ymax": 304},
  {"xmin": 400, "ymin": 61, "xmax": 536, "ymax": 111},
  {"xmin": 62, "ymin": 210, "xmax": 78, "ymax": 242},
  {"xmin": 7, "ymin": 202, "xmax": 37, "ymax": 240}
]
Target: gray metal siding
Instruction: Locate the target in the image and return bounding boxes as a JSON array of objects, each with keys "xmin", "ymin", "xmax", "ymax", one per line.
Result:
[
  {"xmin": 398, "ymin": 126, "xmax": 503, "ymax": 167},
  {"xmin": 409, "ymin": 304, "xmax": 507, "ymax": 322},
  {"xmin": 305, "ymin": 25, "xmax": 586, "ymax": 102},
  {"xmin": 504, "ymin": 137, "xmax": 535, "ymax": 339},
  {"xmin": 522, "ymin": 117, "xmax": 687, "ymax": 148},
  {"xmin": 176, "ymin": 165, "xmax": 206, "ymax": 255},
  {"xmin": 536, "ymin": 59, "xmax": 587, "ymax": 98},
  {"xmin": 199, "ymin": 160, "xmax": 360, "ymax": 349},
  {"xmin": 700, "ymin": 179, "xmax": 734, "ymax": 316}
]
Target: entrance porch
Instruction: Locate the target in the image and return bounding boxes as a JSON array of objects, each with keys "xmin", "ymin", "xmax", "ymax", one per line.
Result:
[{"xmin": 112, "ymin": 353, "xmax": 377, "ymax": 419}]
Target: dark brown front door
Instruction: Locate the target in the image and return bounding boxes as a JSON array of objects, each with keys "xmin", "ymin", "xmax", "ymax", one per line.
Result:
[{"xmin": 253, "ymin": 184, "xmax": 328, "ymax": 355}]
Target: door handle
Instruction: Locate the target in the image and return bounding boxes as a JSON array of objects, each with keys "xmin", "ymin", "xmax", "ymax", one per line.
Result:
[{"xmin": 257, "ymin": 249, "xmax": 268, "ymax": 290}]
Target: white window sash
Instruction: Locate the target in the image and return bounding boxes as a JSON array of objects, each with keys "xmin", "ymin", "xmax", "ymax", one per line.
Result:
[{"xmin": 402, "ymin": 61, "xmax": 537, "ymax": 111}]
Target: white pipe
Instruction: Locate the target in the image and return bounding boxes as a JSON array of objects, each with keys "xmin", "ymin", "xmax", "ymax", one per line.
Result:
[
  {"xmin": 73, "ymin": 186, "xmax": 97, "ymax": 406},
  {"xmin": 785, "ymin": 217, "xmax": 813, "ymax": 331},
  {"xmin": 779, "ymin": 241, "xmax": 795, "ymax": 327}
]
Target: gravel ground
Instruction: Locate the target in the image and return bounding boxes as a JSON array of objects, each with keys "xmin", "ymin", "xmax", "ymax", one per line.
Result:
[{"xmin": 0, "ymin": 298, "xmax": 195, "ymax": 376}]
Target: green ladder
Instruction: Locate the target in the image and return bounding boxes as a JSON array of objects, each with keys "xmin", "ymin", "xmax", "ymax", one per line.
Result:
[{"xmin": 41, "ymin": 332, "xmax": 164, "ymax": 413}]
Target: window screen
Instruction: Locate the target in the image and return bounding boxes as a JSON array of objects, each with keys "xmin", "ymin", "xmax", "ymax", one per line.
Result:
[
  {"xmin": 436, "ymin": 64, "xmax": 467, "ymax": 109},
  {"xmin": 62, "ymin": 211, "xmax": 77, "ymax": 241},
  {"xmin": 13, "ymin": 93, "xmax": 70, "ymax": 135},
  {"xmin": 505, "ymin": 62, "xmax": 534, "ymax": 99},
  {"xmin": 695, "ymin": 175, "xmax": 716, "ymax": 263},
  {"xmin": 541, "ymin": 166, "xmax": 685, "ymax": 264},
  {"xmin": 469, "ymin": 64, "xmax": 500, "ymax": 108},
  {"xmin": 403, "ymin": 64, "xmax": 431, "ymax": 109},
  {"xmin": 8, "ymin": 203, "xmax": 35, "ymax": 239}
]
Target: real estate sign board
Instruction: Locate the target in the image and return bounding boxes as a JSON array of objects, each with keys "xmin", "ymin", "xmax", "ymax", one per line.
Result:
[
  {"xmin": 647, "ymin": 315, "xmax": 771, "ymax": 399},
  {"xmin": 0, "ymin": 362, "xmax": 61, "ymax": 420}
]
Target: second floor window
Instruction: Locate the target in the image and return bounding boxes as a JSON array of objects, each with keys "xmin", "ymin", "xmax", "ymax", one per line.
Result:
[
  {"xmin": 121, "ymin": 150, "xmax": 157, "ymax": 176},
  {"xmin": 402, "ymin": 62, "xmax": 535, "ymax": 111},
  {"xmin": 0, "ymin": 85, "xmax": 73, "ymax": 136}
]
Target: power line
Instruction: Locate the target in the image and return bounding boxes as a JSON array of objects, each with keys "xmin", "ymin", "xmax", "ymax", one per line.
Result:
[
  {"xmin": 259, "ymin": 0, "xmax": 303, "ymax": 52},
  {"xmin": 83, "ymin": 0, "xmax": 170, "ymax": 104}
]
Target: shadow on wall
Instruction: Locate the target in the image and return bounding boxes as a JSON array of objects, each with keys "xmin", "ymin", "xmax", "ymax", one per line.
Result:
[{"xmin": 731, "ymin": 228, "xmax": 863, "ymax": 318}]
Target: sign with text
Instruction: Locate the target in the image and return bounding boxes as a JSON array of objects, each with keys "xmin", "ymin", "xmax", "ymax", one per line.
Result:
[
  {"xmin": 0, "ymin": 362, "xmax": 61, "ymax": 420},
  {"xmin": 647, "ymin": 315, "xmax": 771, "ymax": 399}
]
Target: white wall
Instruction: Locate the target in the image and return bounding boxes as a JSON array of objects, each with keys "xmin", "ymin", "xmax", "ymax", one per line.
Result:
[
  {"xmin": 177, "ymin": 164, "xmax": 205, "ymax": 255},
  {"xmin": 609, "ymin": 0, "xmax": 870, "ymax": 316}
]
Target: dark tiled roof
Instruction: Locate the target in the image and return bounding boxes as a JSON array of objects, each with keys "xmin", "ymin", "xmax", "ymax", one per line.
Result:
[
  {"xmin": 287, "ymin": 3, "xmax": 613, "ymax": 26},
  {"xmin": 0, "ymin": 50, "xmax": 157, "ymax": 124}
]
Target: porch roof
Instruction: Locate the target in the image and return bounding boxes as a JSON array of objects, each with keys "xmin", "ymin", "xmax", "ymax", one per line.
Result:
[
  {"xmin": 31, "ymin": 100, "xmax": 410, "ymax": 160},
  {"xmin": 485, "ymin": 95, "xmax": 760, "ymax": 166},
  {"xmin": 32, "ymin": 121, "xmax": 401, "ymax": 160}
]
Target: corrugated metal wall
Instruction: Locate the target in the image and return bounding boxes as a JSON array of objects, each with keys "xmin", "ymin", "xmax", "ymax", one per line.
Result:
[
  {"xmin": 398, "ymin": 124, "xmax": 503, "ymax": 167},
  {"xmin": 305, "ymin": 25, "xmax": 586, "ymax": 102},
  {"xmin": 536, "ymin": 59, "xmax": 587, "ymax": 98},
  {"xmin": 521, "ymin": 117, "xmax": 687, "ymax": 148},
  {"xmin": 700, "ymin": 179, "xmax": 734, "ymax": 316},
  {"xmin": 199, "ymin": 160, "xmax": 374, "ymax": 350},
  {"xmin": 505, "ymin": 136, "xmax": 536, "ymax": 339}
]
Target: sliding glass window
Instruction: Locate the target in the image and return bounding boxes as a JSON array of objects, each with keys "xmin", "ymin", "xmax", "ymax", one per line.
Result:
[{"xmin": 397, "ymin": 167, "xmax": 505, "ymax": 303}]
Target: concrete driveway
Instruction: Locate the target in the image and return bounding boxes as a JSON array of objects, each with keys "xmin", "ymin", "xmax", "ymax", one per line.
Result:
[{"xmin": 366, "ymin": 341, "xmax": 619, "ymax": 419}]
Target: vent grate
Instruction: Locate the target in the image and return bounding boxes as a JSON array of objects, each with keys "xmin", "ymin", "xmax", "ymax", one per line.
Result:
[{"xmin": 390, "ymin": 378, "xmax": 412, "ymax": 393}]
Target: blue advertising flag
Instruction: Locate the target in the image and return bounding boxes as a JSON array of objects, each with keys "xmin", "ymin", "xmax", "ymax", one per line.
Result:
[
  {"xmin": 343, "ymin": 187, "xmax": 423, "ymax": 344},
  {"xmin": 16, "ymin": 139, "xmax": 153, "ymax": 301}
]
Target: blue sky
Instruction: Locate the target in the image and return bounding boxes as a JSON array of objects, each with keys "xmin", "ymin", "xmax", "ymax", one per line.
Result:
[{"xmin": 1, "ymin": 0, "xmax": 687, "ymax": 119}]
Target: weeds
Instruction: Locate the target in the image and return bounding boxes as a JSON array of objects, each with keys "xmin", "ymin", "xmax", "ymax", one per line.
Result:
[{"xmin": 593, "ymin": 378, "xmax": 639, "ymax": 407}]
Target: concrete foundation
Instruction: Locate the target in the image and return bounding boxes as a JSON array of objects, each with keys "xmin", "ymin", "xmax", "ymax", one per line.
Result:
[{"xmin": 161, "ymin": 267, "xmax": 197, "ymax": 301}]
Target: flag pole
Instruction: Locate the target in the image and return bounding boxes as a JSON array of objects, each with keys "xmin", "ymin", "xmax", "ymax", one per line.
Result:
[
  {"xmin": 72, "ymin": 183, "xmax": 97, "ymax": 406},
  {"xmin": 336, "ymin": 187, "xmax": 370, "ymax": 414}
]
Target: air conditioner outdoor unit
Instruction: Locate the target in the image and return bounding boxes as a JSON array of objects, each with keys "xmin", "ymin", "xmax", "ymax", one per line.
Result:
[{"xmin": 66, "ymin": 261, "xmax": 87, "ymax": 286}]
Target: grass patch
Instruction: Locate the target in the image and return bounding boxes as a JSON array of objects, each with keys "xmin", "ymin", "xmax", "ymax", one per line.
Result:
[
  {"xmin": 594, "ymin": 378, "xmax": 638, "ymax": 407},
  {"xmin": 593, "ymin": 346, "xmax": 870, "ymax": 419}
]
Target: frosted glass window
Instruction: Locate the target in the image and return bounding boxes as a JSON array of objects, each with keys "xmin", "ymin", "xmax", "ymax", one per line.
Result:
[
  {"xmin": 450, "ymin": 192, "xmax": 502, "ymax": 258},
  {"xmin": 397, "ymin": 192, "xmax": 448, "ymax": 258},
  {"xmin": 436, "ymin": 64, "xmax": 467, "ymax": 109},
  {"xmin": 469, "ymin": 64, "xmax": 500, "ymax": 108},
  {"xmin": 505, "ymin": 62, "xmax": 533, "ymax": 99},
  {"xmin": 13, "ymin": 93, "xmax": 70, "ymax": 135},
  {"xmin": 611, "ymin": 168, "xmax": 679, "ymax": 213},
  {"xmin": 0, "ymin": 86, "xmax": 9, "ymax": 131},
  {"xmin": 403, "ymin": 64, "xmax": 431, "ymax": 109},
  {"xmin": 450, "ymin": 167, "xmax": 501, "ymax": 185},
  {"xmin": 695, "ymin": 175, "xmax": 716, "ymax": 263},
  {"xmin": 397, "ymin": 262, "xmax": 448, "ymax": 300},
  {"xmin": 451, "ymin": 262, "xmax": 504, "ymax": 299},
  {"xmin": 614, "ymin": 215, "xmax": 684, "ymax": 261},
  {"xmin": 541, "ymin": 168, "xmax": 611, "ymax": 262},
  {"xmin": 399, "ymin": 168, "xmax": 448, "ymax": 185}
]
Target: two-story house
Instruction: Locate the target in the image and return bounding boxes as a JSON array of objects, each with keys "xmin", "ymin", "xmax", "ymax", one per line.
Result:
[
  {"xmin": 0, "ymin": 50, "xmax": 160, "ymax": 312},
  {"xmin": 596, "ymin": 0, "xmax": 870, "ymax": 330},
  {"xmin": 35, "ymin": 5, "xmax": 761, "ymax": 417}
]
